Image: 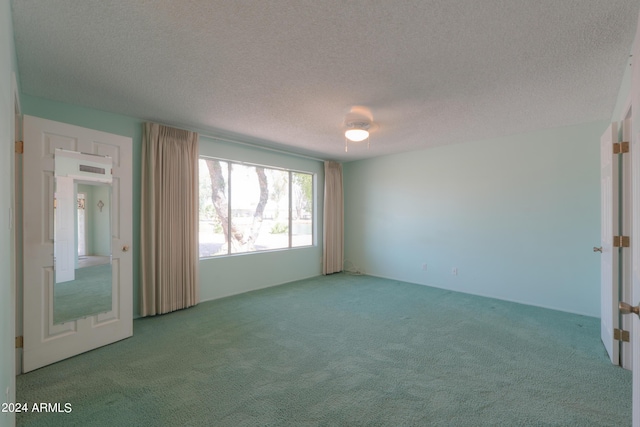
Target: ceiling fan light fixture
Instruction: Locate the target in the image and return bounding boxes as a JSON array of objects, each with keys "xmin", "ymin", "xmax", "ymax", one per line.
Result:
[
  {"xmin": 343, "ymin": 107, "xmax": 376, "ymax": 152},
  {"xmin": 345, "ymin": 127, "xmax": 370, "ymax": 142}
]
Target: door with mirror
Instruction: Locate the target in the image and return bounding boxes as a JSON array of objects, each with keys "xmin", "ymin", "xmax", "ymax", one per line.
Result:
[{"xmin": 22, "ymin": 115, "xmax": 132, "ymax": 373}]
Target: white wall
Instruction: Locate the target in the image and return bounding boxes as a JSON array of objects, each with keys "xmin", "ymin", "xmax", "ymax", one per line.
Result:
[
  {"xmin": 1, "ymin": 0, "xmax": 17, "ymax": 425},
  {"xmin": 343, "ymin": 121, "xmax": 606, "ymax": 316}
]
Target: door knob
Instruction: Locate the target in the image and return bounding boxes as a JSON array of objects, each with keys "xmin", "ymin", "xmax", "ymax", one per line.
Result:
[
  {"xmin": 619, "ymin": 301, "xmax": 640, "ymax": 316},
  {"xmin": 593, "ymin": 246, "xmax": 602, "ymax": 253},
  {"xmin": 122, "ymin": 245, "xmax": 130, "ymax": 252}
]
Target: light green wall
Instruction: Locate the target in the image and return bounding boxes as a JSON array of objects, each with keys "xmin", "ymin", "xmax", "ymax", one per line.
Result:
[
  {"xmin": 343, "ymin": 121, "xmax": 606, "ymax": 317},
  {"xmin": 1, "ymin": 0, "xmax": 17, "ymax": 424},
  {"xmin": 91, "ymin": 185, "xmax": 112, "ymax": 256},
  {"xmin": 77, "ymin": 184, "xmax": 111, "ymax": 257},
  {"xmin": 610, "ymin": 50, "xmax": 633, "ymax": 122},
  {"xmin": 21, "ymin": 95, "xmax": 324, "ymax": 316}
]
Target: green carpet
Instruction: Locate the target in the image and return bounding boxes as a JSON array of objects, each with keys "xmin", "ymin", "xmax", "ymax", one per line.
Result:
[
  {"xmin": 17, "ymin": 274, "xmax": 631, "ymax": 426},
  {"xmin": 53, "ymin": 263, "xmax": 112, "ymax": 324}
]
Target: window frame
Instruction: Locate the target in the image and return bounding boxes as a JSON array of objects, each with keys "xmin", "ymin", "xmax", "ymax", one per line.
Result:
[{"xmin": 198, "ymin": 155, "xmax": 315, "ymax": 259}]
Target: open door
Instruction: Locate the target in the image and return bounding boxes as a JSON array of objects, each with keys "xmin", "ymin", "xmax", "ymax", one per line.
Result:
[
  {"xmin": 630, "ymin": 12, "xmax": 640, "ymax": 425},
  {"xmin": 22, "ymin": 116, "xmax": 133, "ymax": 372},
  {"xmin": 600, "ymin": 122, "xmax": 620, "ymax": 365},
  {"xmin": 628, "ymin": 122, "xmax": 640, "ymax": 427}
]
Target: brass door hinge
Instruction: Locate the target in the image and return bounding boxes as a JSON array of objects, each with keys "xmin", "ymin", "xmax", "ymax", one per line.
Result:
[
  {"xmin": 15, "ymin": 140, "xmax": 23, "ymax": 154},
  {"xmin": 613, "ymin": 141, "xmax": 630, "ymax": 154},
  {"xmin": 614, "ymin": 328, "xmax": 630, "ymax": 342},
  {"xmin": 613, "ymin": 236, "xmax": 630, "ymax": 247},
  {"xmin": 15, "ymin": 336, "xmax": 23, "ymax": 348}
]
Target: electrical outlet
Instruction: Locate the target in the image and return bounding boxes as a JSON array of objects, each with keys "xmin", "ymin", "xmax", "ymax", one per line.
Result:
[
  {"xmin": 421, "ymin": 263, "xmax": 427, "ymax": 271},
  {"xmin": 452, "ymin": 268, "xmax": 458, "ymax": 276}
]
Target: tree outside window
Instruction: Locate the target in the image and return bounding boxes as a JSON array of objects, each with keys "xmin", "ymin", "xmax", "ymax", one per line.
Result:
[{"xmin": 199, "ymin": 158, "xmax": 313, "ymax": 258}]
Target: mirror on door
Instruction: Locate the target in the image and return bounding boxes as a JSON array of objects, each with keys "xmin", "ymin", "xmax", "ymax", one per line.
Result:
[{"xmin": 54, "ymin": 149, "xmax": 113, "ymax": 324}]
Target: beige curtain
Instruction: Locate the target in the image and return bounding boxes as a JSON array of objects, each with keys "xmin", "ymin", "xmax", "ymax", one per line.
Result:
[
  {"xmin": 140, "ymin": 122, "xmax": 199, "ymax": 316},
  {"xmin": 323, "ymin": 161, "xmax": 344, "ymax": 274}
]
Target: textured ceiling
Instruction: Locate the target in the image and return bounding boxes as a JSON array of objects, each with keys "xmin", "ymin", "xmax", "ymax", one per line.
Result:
[{"xmin": 11, "ymin": 0, "xmax": 640, "ymax": 161}]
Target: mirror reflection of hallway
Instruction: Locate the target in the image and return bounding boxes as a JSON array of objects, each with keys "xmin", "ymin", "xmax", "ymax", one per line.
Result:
[{"xmin": 53, "ymin": 151, "xmax": 113, "ymax": 325}]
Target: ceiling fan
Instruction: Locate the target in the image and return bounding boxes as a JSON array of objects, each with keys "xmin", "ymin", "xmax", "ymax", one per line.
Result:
[{"xmin": 343, "ymin": 106, "xmax": 378, "ymax": 152}]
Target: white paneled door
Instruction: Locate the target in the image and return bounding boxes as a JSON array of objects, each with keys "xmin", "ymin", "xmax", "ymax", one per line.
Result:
[
  {"xmin": 22, "ymin": 116, "xmax": 133, "ymax": 372},
  {"xmin": 600, "ymin": 122, "xmax": 620, "ymax": 366},
  {"xmin": 630, "ymin": 124, "xmax": 640, "ymax": 427},
  {"xmin": 632, "ymin": 16, "xmax": 640, "ymax": 425}
]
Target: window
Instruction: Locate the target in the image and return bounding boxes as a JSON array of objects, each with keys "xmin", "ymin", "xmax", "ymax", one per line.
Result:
[{"xmin": 199, "ymin": 158, "xmax": 314, "ymax": 258}]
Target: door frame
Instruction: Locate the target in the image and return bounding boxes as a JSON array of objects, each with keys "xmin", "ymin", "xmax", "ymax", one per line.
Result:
[
  {"xmin": 12, "ymin": 72, "xmax": 22, "ymax": 377},
  {"xmin": 601, "ymin": 122, "xmax": 620, "ymax": 366},
  {"xmin": 628, "ymin": 13, "xmax": 640, "ymax": 422},
  {"xmin": 621, "ymin": 113, "xmax": 633, "ymax": 370}
]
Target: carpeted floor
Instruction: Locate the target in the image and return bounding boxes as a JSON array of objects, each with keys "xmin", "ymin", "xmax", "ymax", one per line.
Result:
[
  {"xmin": 17, "ymin": 274, "xmax": 632, "ymax": 426},
  {"xmin": 53, "ymin": 263, "xmax": 112, "ymax": 324}
]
